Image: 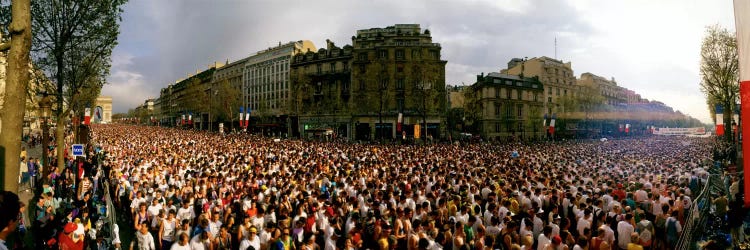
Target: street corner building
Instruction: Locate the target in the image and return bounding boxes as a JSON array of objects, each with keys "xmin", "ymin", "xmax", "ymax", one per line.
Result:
[{"xmin": 290, "ymin": 24, "xmax": 448, "ymax": 141}]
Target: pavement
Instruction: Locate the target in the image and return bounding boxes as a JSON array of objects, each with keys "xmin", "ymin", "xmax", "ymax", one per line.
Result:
[{"xmin": 17, "ymin": 141, "xmax": 43, "ymax": 248}]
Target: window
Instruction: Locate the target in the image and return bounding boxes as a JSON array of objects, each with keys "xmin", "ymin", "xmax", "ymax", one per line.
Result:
[
  {"xmin": 517, "ymin": 104, "xmax": 523, "ymax": 117},
  {"xmin": 534, "ymin": 93, "xmax": 538, "ymax": 102},
  {"xmin": 379, "ymin": 50, "xmax": 388, "ymax": 59},
  {"xmin": 380, "ymin": 79, "xmax": 388, "ymax": 90},
  {"xmin": 430, "ymin": 50, "xmax": 439, "ymax": 60},
  {"xmin": 359, "ymin": 64, "xmax": 366, "ymax": 73},
  {"xmin": 317, "ymin": 64, "xmax": 322, "ymax": 74},
  {"xmin": 396, "ymin": 50, "xmax": 405, "ymax": 60},
  {"xmin": 330, "ymin": 63, "xmax": 336, "ymax": 72},
  {"xmin": 495, "ymin": 88, "xmax": 500, "ymax": 98},
  {"xmin": 396, "ymin": 79, "xmax": 404, "ymax": 90},
  {"xmin": 343, "ymin": 63, "xmax": 349, "ymax": 71},
  {"xmin": 564, "ymin": 89, "xmax": 568, "ymax": 96},
  {"xmin": 495, "ymin": 104, "xmax": 501, "ymax": 117},
  {"xmin": 516, "ymin": 90, "xmax": 522, "ymax": 100},
  {"xmin": 495, "ymin": 123, "xmax": 501, "ymax": 133},
  {"xmin": 359, "ymin": 79, "xmax": 366, "ymax": 91},
  {"xmin": 556, "ymin": 88, "xmax": 560, "ymax": 96},
  {"xmin": 397, "ymin": 65, "xmax": 404, "ymax": 73},
  {"xmin": 358, "ymin": 53, "xmax": 368, "ymax": 61},
  {"xmin": 548, "ymin": 97, "xmax": 552, "ymax": 103},
  {"xmin": 547, "ymin": 87, "xmax": 552, "ymax": 94},
  {"xmin": 412, "ymin": 50, "xmax": 421, "ymax": 60},
  {"xmin": 397, "ymin": 97, "xmax": 404, "ymax": 111},
  {"xmin": 341, "ymin": 80, "xmax": 349, "ymax": 93},
  {"xmin": 506, "ymin": 89, "xmax": 511, "ymax": 99},
  {"xmin": 315, "ymin": 82, "xmax": 322, "ymax": 93}
]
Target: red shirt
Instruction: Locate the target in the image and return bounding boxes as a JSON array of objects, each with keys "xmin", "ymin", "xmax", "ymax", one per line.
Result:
[{"xmin": 59, "ymin": 233, "xmax": 84, "ymax": 250}]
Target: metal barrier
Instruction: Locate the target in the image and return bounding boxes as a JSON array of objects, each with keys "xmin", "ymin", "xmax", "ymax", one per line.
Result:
[
  {"xmin": 674, "ymin": 174, "xmax": 711, "ymax": 250},
  {"xmin": 102, "ymin": 179, "xmax": 117, "ymax": 243},
  {"xmin": 675, "ymin": 164, "xmax": 732, "ymax": 249}
]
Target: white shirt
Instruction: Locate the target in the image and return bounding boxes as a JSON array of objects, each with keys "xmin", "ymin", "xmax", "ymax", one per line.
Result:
[
  {"xmin": 537, "ymin": 234, "xmax": 551, "ymax": 250},
  {"xmin": 617, "ymin": 221, "xmax": 634, "ymax": 250},
  {"xmin": 239, "ymin": 236, "xmax": 261, "ymax": 250},
  {"xmin": 170, "ymin": 242, "xmax": 190, "ymax": 250},
  {"xmin": 136, "ymin": 231, "xmax": 156, "ymax": 250},
  {"xmin": 577, "ymin": 217, "xmax": 591, "ymax": 236}
]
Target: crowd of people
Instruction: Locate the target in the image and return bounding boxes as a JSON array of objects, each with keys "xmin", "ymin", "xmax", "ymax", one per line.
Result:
[{"xmin": 64, "ymin": 124, "xmax": 739, "ymax": 250}]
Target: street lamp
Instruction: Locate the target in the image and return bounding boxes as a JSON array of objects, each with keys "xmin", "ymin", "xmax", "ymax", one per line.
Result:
[{"xmin": 39, "ymin": 94, "xmax": 52, "ymax": 184}]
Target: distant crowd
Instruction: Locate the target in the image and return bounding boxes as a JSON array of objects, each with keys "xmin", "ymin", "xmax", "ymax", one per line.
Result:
[{"xmin": 48, "ymin": 124, "xmax": 735, "ymax": 250}]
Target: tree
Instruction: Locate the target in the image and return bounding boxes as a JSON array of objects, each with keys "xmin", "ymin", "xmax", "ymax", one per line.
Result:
[
  {"xmin": 212, "ymin": 79, "xmax": 242, "ymax": 131},
  {"xmin": 28, "ymin": 0, "xmax": 126, "ymax": 172},
  {"xmin": 0, "ymin": 0, "xmax": 31, "ymax": 192},
  {"xmin": 699, "ymin": 25, "xmax": 738, "ymax": 142}
]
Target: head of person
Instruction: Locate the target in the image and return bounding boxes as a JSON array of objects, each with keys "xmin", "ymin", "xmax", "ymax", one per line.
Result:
[
  {"xmin": 178, "ymin": 232, "xmax": 189, "ymax": 245},
  {"xmin": 249, "ymin": 226, "xmax": 258, "ymax": 239},
  {"xmin": 0, "ymin": 191, "xmax": 21, "ymax": 238}
]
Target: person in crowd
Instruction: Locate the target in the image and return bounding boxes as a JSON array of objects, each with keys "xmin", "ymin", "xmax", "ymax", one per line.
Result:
[
  {"xmin": 78, "ymin": 125, "xmax": 732, "ymax": 250},
  {"xmin": 0, "ymin": 191, "xmax": 21, "ymax": 250}
]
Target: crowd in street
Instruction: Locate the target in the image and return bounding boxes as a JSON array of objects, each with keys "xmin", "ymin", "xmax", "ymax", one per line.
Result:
[{"xmin": 70, "ymin": 124, "xmax": 741, "ymax": 250}]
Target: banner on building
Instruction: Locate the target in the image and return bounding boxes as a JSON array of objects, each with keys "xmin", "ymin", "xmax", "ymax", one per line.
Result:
[{"xmin": 653, "ymin": 127, "xmax": 707, "ymax": 136}]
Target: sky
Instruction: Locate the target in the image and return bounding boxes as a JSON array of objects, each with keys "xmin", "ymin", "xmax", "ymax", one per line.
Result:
[{"xmin": 102, "ymin": 0, "xmax": 737, "ymax": 124}]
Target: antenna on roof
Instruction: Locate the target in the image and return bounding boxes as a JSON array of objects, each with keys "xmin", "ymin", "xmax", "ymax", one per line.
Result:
[{"xmin": 554, "ymin": 37, "xmax": 557, "ymax": 60}]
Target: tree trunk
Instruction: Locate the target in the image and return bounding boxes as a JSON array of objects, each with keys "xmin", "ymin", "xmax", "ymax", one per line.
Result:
[
  {"xmin": 55, "ymin": 118, "xmax": 65, "ymax": 174},
  {"xmin": 55, "ymin": 44, "xmax": 67, "ymax": 172},
  {"xmin": 1, "ymin": 0, "xmax": 32, "ymax": 193}
]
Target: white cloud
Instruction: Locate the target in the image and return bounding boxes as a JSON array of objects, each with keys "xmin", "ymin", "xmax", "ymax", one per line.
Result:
[
  {"xmin": 102, "ymin": 51, "xmax": 153, "ymax": 113},
  {"xmin": 109, "ymin": 0, "xmax": 734, "ymax": 124}
]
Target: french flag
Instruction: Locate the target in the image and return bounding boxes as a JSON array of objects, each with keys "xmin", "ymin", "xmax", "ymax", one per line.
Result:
[
  {"xmin": 245, "ymin": 107, "xmax": 250, "ymax": 128},
  {"xmin": 716, "ymin": 104, "xmax": 724, "ymax": 136},
  {"xmin": 239, "ymin": 107, "xmax": 244, "ymax": 128},
  {"xmin": 734, "ymin": 0, "xmax": 750, "ymax": 206},
  {"xmin": 397, "ymin": 113, "xmax": 403, "ymax": 132},
  {"xmin": 84, "ymin": 108, "xmax": 91, "ymax": 125},
  {"xmin": 549, "ymin": 114, "xmax": 556, "ymax": 135}
]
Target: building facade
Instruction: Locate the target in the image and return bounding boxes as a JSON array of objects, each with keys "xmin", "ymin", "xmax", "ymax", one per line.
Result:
[
  {"xmin": 243, "ymin": 41, "xmax": 316, "ymax": 119},
  {"xmin": 467, "ymin": 73, "xmax": 545, "ymax": 140},
  {"xmin": 154, "ymin": 62, "xmax": 223, "ymax": 126},
  {"xmin": 289, "ymin": 24, "xmax": 447, "ymax": 141},
  {"xmin": 577, "ymin": 72, "xmax": 626, "ymax": 106},
  {"xmin": 350, "ymin": 24, "xmax": 447, "ymax": 140},
  {"xmin": 290, "ymin": 40, "xmax": 353, "ymax": 138},
  {"xmin": 501, "ymin": 56, "xmax": 576, "ymax": 116}
]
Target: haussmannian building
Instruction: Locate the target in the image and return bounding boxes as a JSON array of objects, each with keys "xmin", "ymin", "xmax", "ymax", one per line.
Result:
[
  {"xmin": 289, "ymin": 40, "xmax": 354, "ymax": 138},
  {"xmin": 350, "ymin": 24, "xmax": 447, "ymax": 140},
  {"xmin": 243, "ymin": 40, "xmax": 316, "ymax": 134},
  {"xmin": 290, "ymin": 24, "xmax": 447, "ymax": 141},
  {"xmin": 502, "ymin": 56, "xmax": 577, "ymax": 116},
  {"xmin": 467, "ymin": 72, "xmax": 545, "ymax": 141},
  {"xmin": 577, "ymin": 72, "xmax": 626, "ymax": 106}
]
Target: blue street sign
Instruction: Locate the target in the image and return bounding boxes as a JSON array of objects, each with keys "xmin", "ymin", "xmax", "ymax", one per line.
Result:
[{"xmin": 72, "ymin": 144, "xmax": 85, "ymax": 157}]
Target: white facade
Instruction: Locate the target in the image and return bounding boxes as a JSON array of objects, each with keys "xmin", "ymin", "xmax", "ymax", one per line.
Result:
[{"xmin": 242, "ymin": 41, "xmax": 315, "ymax": 116}]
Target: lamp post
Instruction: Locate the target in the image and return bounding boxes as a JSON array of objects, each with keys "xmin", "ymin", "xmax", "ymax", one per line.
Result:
[{"xmin": 39, "ymin": 94, "xmax": 52, "ymax": 184}]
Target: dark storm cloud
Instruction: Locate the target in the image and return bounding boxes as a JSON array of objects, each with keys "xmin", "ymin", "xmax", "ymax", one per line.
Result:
[{"xmin": 104, "ymin": 0, "xmax": 594, "ymax": 112}]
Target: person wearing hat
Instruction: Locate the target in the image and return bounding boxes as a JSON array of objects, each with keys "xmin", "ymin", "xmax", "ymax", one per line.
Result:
[
  {"xmin": 58, "ymin": 222, "xmax": 84, "ymax": 250},
  {"xmin": 542, "ymin": 235, "xmax": 563, "ymax": 250},
  {"xmin": 239, "ymin": 226, "xmax": 260, "ymax": 250}
]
